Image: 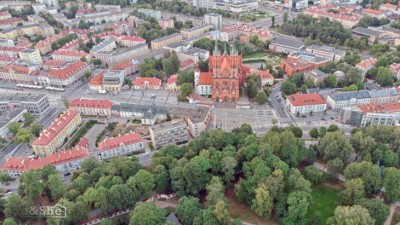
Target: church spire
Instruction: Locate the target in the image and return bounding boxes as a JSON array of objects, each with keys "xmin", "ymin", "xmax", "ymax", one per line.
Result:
[
  {"xmin": 231, "ymin": 35, "xmax": 238, "ymax": 55},
  {"xmin": 213, "ymin": 42, "xmax": 220, "ymax": 56}
]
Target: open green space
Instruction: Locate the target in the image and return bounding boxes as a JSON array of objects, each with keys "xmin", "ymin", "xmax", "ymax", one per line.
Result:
[
  {"xmin": 243, "ymin": 52, "xmax": 265, "ymax": 60},
  {"xmin": 307, "ymin": 185, "xmax": 340, "ymax": 224},
  {"xmin": 66, "ymin": 120, "xmax": 97, "ymax": 149}
]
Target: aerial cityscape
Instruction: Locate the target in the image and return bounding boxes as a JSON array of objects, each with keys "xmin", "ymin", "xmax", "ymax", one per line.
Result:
[{"xmin": 0, "ymin": 0, "xmax": 399, "ymax": 224}]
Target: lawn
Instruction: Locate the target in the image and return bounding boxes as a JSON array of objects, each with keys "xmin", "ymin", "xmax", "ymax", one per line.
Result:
[
  {"xmin": 307, "ymin": 185, "xmax": 340, "ymax": 224},
  {"xmin": 243, "ymin": 52, "xmax": 265, "ymax": 60}
]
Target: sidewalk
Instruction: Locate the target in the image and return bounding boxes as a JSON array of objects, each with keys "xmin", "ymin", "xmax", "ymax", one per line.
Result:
[{"xmin": 384, "ymin": 204, "xmax": 397, "ymax": 225}]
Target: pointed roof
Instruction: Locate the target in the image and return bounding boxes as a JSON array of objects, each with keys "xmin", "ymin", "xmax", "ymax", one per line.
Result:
[
  {"xmin": 221, "ymin": 57, "xmax": 230, "ymax": 71},
  {"xmin": 213, "ymin": 42, "xmax": 220, "ymax": 55},
  {"xmin": 223, "ymin": 43, "xmax": 228, "ymax": 55}
]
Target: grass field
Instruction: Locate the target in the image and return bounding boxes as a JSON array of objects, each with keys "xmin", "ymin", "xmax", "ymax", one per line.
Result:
[
  {"xmin": 307, "ymin": 185, "xmax": 340, "ymax": 224},
  {"xmin": 243, "ymin": 52, "xmax": 265, "ymax": 60}
]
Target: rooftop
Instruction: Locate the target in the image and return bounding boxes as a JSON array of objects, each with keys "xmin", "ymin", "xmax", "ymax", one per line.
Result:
[
  {"xmin": 329, "ymin": 90, "xmax": 370, "ymax": 101},
  {"xmin": 69, "ymin": 98, "xmax": 113, "ymax": 109},
  {"xmin": 0, "ymin": 108, "xmax": 26, "ymax": 129},
  {"xmin": 287, "ymin": 93, "xmax": 326, "ymax": 106},
  {"xmin": 358, "ymin": 103, "xmax": 400, "ymax": 113},
  {"xmin": 150, "ymin": 119, "xmax": 187, "ymax": 132},
  {"xmin": 352, "ymin": 27, "xmax": 382, "ymax": 37},
  {"xmin": 0, "ymin": 93, "xmax": 47, "ymax": 103},
  {"xmin": 152, "ymin": 33, "xmax": 182, "ymax": 43},
  {"xmin": 271, "ymin": 37, "xmax": 304, "ymax": 49},
  {"xmin": 133, "ymin": 77, "xmax": 162, "ymax": 87},
  {"xmin": 98, "ymin": 132, "xmax": 143, "ymax": 152}
]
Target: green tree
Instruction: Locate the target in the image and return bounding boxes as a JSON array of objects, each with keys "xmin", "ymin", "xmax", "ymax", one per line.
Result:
[
  {"xmin": 213, "ymin": 200, "xmax": 230, "ymax": 225},
  {"xmin": 283, "ymin": 12, "xmax": 288, "ymax": 23},
  {"xmin": 284, "ymin": 191, "xmax": 311, "ymax": 225},
  {"xmin": 163, "ymin": 52, "xmax": 180, "ymax": 75},
  {"xmin": 344, "ymin": 161, "xmax": 381, "ymax": 195},
  {"xmin": 246, "ymin": 79, "xmax": 258, "ymax": 98},
  {"xmin": 30, "ymin": 122, "xmax": 43, "ymax": 137},
  {"xmin": 7, "ymin": 121, "xmax": 20, "ymax": 136},
  {"xmin": 339, "ymin": 178, "xmax": 365, "ymax": 205},
  {"xmin": 20, "ymin": 169, "xmax": 44, "ymax": 201},
  {"xmin": 251, "ymin": 183, "xmax": 273, "ymax": 219},
  {"xmin": 14, "ymin": 128, "xmax": 33, "ymax": 145},
  {"xmin": 320, "ymin": 131, "xmax": 353, "ymax": 161},
  {"xmin": 376, "ymin": 66, "xmax": 394, "ymax": 87},
  {"xmin": 127, "ymin": 169, "xmax": 154, "ymax": 199},
  {"xmin": 205, "ymin": 176, "xmax": 226, "ymax": 207},
  {"xmin": 309, "ymin": 128, "xmax": 319, "ymax": 139},
  {"xmin": 129, "ymin": 202, "xmax": 166, "ymax": 225},
  {"xmin": 93, "ymin": 59, "xmax": 102, "ymax": 66},
  {"xmin": 303, "ymin": 166, "xmax": 324, "ymax": 185},
  {"xmin": 178, "ymin": 70, "xmax": 194, "ymax": 85},
  {"xmin": 220, "ymin": 156, "xmax": 237, "ymax": 185},
  {"xmin": 327, "ymin": 205, "xmax": 375, "ymax": 225},
  {"xmin": 22, "ymin": 112, "xmax": 34, "ymax": 127},
  {"xmin": 281, "ymin": 81, "xmax": 297, "ymax": 96},
  {"xmin": 271, "ymin": 16, "xmax": 275, "ymax": 28},
  {"xmin": 383, "ymin": 167, "xmax": 400, "ymax": 203},
  {"xmin": 354, "ymin": 199, "xmax": 389, "ymax": 225},
  {"xmin": 153, "ymin": 165, "xmax": 170, "ymax": 193},
  {"xmin": 178, "ymin": 83, "xmax": 193, "ymax": 101},
  {"xmin": 255, "ymin": 92, "xmax": 267, "ymax": 104},
  {"xmin": 2, "ymin": 218, "xmax": 18, "ymax": 225},
  {"xmin": 48, "ymin": 174, "xmax": 66, "ymax": 201},
  {"xmin": 176, "ymin": 196, "xmax": 201, "ymax": 225},
  {"xmin": 4, "ymin": 194, "xmax": 26, "ymax": 221},
  {"xmin": 99, "ymin": 219, "xmax": 113, "ymax": 225}
]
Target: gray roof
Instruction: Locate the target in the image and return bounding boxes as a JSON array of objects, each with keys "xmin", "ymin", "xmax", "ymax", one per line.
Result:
[
  {"xmin": 304, "ymin": 69, "xmax": 329, "ymax": 79},
  {"xmin": 116, "ymin": 103, "xmax": 168, "ymax": 115},
  {"xmin": 167, "ymin": 40, "xmax": 190, "ymax": 49},
  {"xmin": 152, "ymin": 33, "xmax": 182, "ymax": 43},
  {"xmin": 368, "ymin": 88, "xmax": 398, "ymax": 98},
  {"xmin": 352, "ymin": 27, "xmax": 381, "ymax": 37},
  {"xmin": 185, "ymin": 47, "xmax": 208, "ymax": 55},
  {"xmin": 306, "ymin": 45, "xmax": 346, "ymax": 56},
  {"xmin": 271, "ymin": 37, "xmax": 304, "ymax": 49},
  {"xmin": 0, "ymin": 108, "xmax": 26, "ymax": 129},
  {"xmin": 150, "ymin": 119, "xmax": 187, "ymax": 132},
  {"xmin": 92, "ymin": 39, "xmax": 115, "ymax": 53},
  {"xmin": 329, "ymin": 90, "xmax": 370, "ymax": 101},
  {"xmin": 182, "ymin": 24, "xmax": 212, "ymax": 32},
  {"xmin": 169, "ymin": 106, "xmax": 211, "ymax": 123},
  {"xmin": 166, "ymin": 213, "xmax": 182, "ymax": 225},
  {"xmin": 112, "ymin": 43, "xmax": 148, "ymax": 56},
  {"xmin": 0, "ymin": 93, "xmax": 47, "ymax": 103}
]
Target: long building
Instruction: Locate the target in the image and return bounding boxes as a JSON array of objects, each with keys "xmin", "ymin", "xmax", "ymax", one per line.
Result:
[
  {"xmin": 149, "ymin": 119, "xmax": 189, "ymax": 149},
  {"xmin": 32, "ymin": 110, "xmax": 81, "ymax": 155},
  {"xmin": 69, "ymin": 98, "xmax": 113, "ymax": 117},
  {"xmin": 0, "ymin": 93, "xmax": 50, "ymax": 116},
  {"xmin": 2, "ymin": 147, "xmax": 89, "ymax": 177},
  {"xmin": 151, "ymin": 33, "xmax": 183, "ymax": 50},
  {"xmin": 285, "ymin": 93, "xmax": 327, "ymax": 114},
  {"xmin": 98, "ymin": 132, "xmax": 145, "ymax": 160},
  {"xmin": 269, "ymin": 37, "xmax": 304, "ymax": 54},
  {"xmin": 341, "ymin": 103, "xmax": 400, "ymax": 127},
  {"xmin": 0, "ymin": 108, "xmax": 27, "ymax": 139}
]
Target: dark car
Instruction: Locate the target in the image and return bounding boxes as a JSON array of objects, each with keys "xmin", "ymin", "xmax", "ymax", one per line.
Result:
[
  {"xmin": 64, "ymin": 172, "xmax": 71, "ymax": 177},
  {"xmin": 321, "ymin": 118, "xmax": 326, "ymax": 121},
  {"xmin": 301, "ymin": 115, "xmax": 307, "ymax": 118}
]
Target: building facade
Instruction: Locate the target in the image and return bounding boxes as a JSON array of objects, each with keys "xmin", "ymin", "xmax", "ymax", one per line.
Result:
[
  {"xmin": 149, "ymin": 119, "xmax": 189, "ymax": 149},
  {"xmin": 0, "ymin": 93, "xmax": 50, "ymax": 116},
  {"xmin": 285, "ymin": 93, "xmax": 327, "ymax": 114},
  {"xmin": 98, "ymin": 133, "xmax": 145, "ymax": 160},
  {"xmin": 69, "ymin": 98, "xmax": 113, "ymax": 117}
]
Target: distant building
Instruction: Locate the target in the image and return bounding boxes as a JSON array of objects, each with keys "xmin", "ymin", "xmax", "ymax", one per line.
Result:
[
  {"xmin": 102, "ymin": 70, "xmax": 125, "ymax": 94},
  {"xmin": 47, "ymin": 61, "xmax": 90, "ymax": 87},
  {"xmin": 269, "ymin": 37, "xmax": 304, "ymax": 54},
  {"xmin": 304, "ymin": 6, "xmax": 359, "ymax": 29},
  {"xmin": 304, "ymin": 69, "xmax": 329, "ymax": 86},
  {"xmin": 207, "ymin": 30, "xmax": 229, "ymax": 42},
  {"xmin": 159, "ymin": 18, "xmax": 175, "ymax": 30},
  {"xmin": 305, "ymin": 45, "xmax": 346, "ymax": 63},
  {"xmin": 2, "ymin": 147, "xmax": 89, "ymax": 177},
  {"xmin": 285, "ymin": 93, "xmax": 327, "ymax": 114},
  {"xmin": 204, "ymin": 13, "xmax": 222, "ymax": 30},
  {"xmin": 181, "ymin": 25, "xmax": 213, "ymax": 39},
  {"xmin": 149, "ymin": 119, "xmax": 189, "ymax": 149},
  {"xmin": 280, "ymin": 52, "xmax": 329, "ymax": 76},
  {"xmin": 285, "ymin": 0, "xmax": 308, "ymax": 10},
  {"xmin": 166, "ymin": 74, "xmax": 180, "ymax": 92},
  {"xmin": 112, "ymin": 103, "xmax": 168, "ymax": 125},
  {"xmin": 0, "ymin": 108, "xmax": 27, "ymax": 139},
  {"xmin": 37, "ymin": 0, "xmax": 60, "ymax": 9},
  {"xmin": 69, "ymin": 98, "xmax": 113, "ymax": 117},
  {"xmin": 133, "ymin": 77, "xmax": 162, "ymax": 90},
  {"xmin": 32, "ymin": 110, "xmax": 81, "ymax": 155},
  {"xmin": 327, "ymin": 91, "xmax": 371, "ymax": 110},
  {"xmin": 52, "ymin": 50, "xmax": 91, "ymax": 63},
  {"xmin": 390, "ymin": 63, "xmax": 400, "ymax": 79},
  {"xmin": 208, "ymin": 0, "xmax": 258, "ymax": 13},
  {"xmin": 341, "ymin": 103, "xmax": 400, "ymax": 127},
  {"xmin": 152, "ymin": 33, "xmax": 183, "ymax": 50},
  {"xmin": 138, "ymin": 9, "xmax": 162, "ymax": 20},
  {"xmin": 221, "ymin": 23, "xmax": 272, "ymax": 42},
  {"xmin": 193, "ymin": 0, "xmax": 210, "ymax": 9},
  {"xmin": 352, "ymin": 27, "xmax": 381, "ymax": 42},
  {"xmin": 356, "ymin": 58, "xmax": 377, "ymax": 76},
  {"xmin": 98, "ymin": 133, "xmax": 145, "ymax": 160},
  {"xmin": 0, "ymin": 93, "xmax": 50, "ymax": 116}
]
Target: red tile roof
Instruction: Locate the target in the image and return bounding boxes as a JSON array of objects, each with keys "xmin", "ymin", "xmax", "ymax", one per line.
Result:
[
  {"xmin": 255, "ymin": 70, "xmax": 274, "ymax": 80},
  {"xmin": 287, "ymin": 93, "xmax": 326, "ymax": 106},
  {"xmin": 133, "ymin": 77, "xmax": 162, "ymax": 87},
  {"xmin": 356, "ymin": 58, "xmax": 377, "ymax": 70},
  {"xmin": 180, "ymin": 59, "xmax": 194, "ymax": 68},
  {"xmin": 390, "ymin": 63, "xmax": 400, "ymax": 73},
  {"xmin": 305, "ymin": 6, "xmax": 359, "ymax": 22},
  {"xmin": 76, "ymin": 137, "xmax": 89, "ymax": 148},
  {"xmin": 112, "ymin": 61, "xmax": 133, "ymax": 70},
  {"xmin": 1, "ymin": 64, "xmax": 39, "ymax": 76},
  {"xmin": 1, "ymin": 147, "xmax": 89, "ymax": 172},
  {"xmin": 48, "ymin": 61, "xmax": 88, "ymax": 79},
  {"xmin": 282, "ymin": 59, "xmax": 312, "ymax": 70},
  {"xmin": 221, "ymin": 24, "xmax": 271, "ymax": 38},
  {"xmin": 52, "ymin": 49, "xmax": 89, "ymax": 58},
  {"xmin": 0, "ymin": 17, "xmax": 23, "ymax": 25},
  {"xmin": 362, "ymin": 8, "xmax": 384, "ymax": 15},
  {"xmin": 358, "ymin": 103, "xmax": 400, "ymax": 113},
  {"xmin": 32, "ymin": 110, "xmax": 80, "ymax": 146},
  {"xmin": 98, "ymin": 133, "xmax": 143, "ymax": 152},
  {"xmin": 121, "ymin": 36, "xmax": 146, "ymax": 42},
  {"xmin": 167, "ymin": 74, "xmax": 178, "ymax": 85},
  {"xmin": 0, "ymin": 55, "xmax": 18, "ymax": 63},
  {"xmin": 89, "ymin": 72, "xmax": 104, "ymax": 86},
  {"xmin": 0, "ymin": 46, "xmax": 26, "ymax": 53},
  {"xmin": 43, "ymin": 60, "xmax": 64, "ymax": 67},
  {"xmin": 69, "ymin": 98, "xmax": 113, "ymax": 109},
  {"xmin": 198, "ymin": 72, "xmax": 213, "ymax": 85}
]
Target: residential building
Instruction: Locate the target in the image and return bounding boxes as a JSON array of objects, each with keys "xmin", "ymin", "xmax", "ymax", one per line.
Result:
[
  {"xmin": 207, "ymin": 30, "xmax": 229, "ymax": 42},
  {"xmin": 102, "ymin": 70, "xmax": 125, "ymax": 94},
  {"xmin": 112, "ymin": 103, "xmax": 168, "ymax": 125},
  {"xmin": 133, "ymin": 77, "xmax": 162, "ymax": 89},
  {"xmin": 327, "ymin": 91, "xmax": 371, "ymax": 110},
  {"xmin": 0, "ymin": 93, "xmax": 50, "ymax": 116},
  {"xmin": 194, "ymin": 67, "xmax": 213, "ymax": 96},
  {"xmin": 204, "ymin": 13, "xmax": 222, "ymax": 30},
  {"xmin": 37, "ymin": 0, "xmax": 60, "ymax": 8},
  {"xmin": 96, "ymin": 43, "xmax": 149, "ymax": 65},
  {"xmin": 390, "ymin": 63, "xmax": 400, "ymax": 79},
  {"xmin": 285, "ymin": 0, "xmax": 308, "ymax": 10},
  {"xmin": 193, "ymin": 0, "xmax": 210, "ymax": 9},
  {"xmin": 151, "ymin": 33, "xmax": 183, "ymax": 50},
  {"xmin": 0, "ymin": 17, "xmax": 24, "ymax": 30},
  {"xmin": 362, "ymin": 8, "xmax": 385, "ymax": 18},
  {"xmin": 48, "ymin": 61, "xmax": 90, "ymax": 87},
  {"xmin": 304, "ymin": 69, "xmax": 329, "ymax": 86},
  {"xmin": 0, "ymin": 46, "xmax": 26, "ymax": 58},
  {"xmin": 138, "ymin": 9, "xmax": 162, "ymax": 20},
  {"xmin": 356, "ymin": 58, "xmax": 377, "ymax": 76},
  {"xmin": 0, "ymin": 11, "xmax": 11, "ymax": 20},
  {"xmin": 159, "ymin": 18, "xmax": 175, "ymax": 29},
  {"xmin": 32, "ymin": 110, "xmax": 81, "ymax": 155},
  {"xmin": 94, "ymin": 4, "xmax": 121, "ymax": 12},
  {"xmin": 32, "ymin": 3, "xmax": 47, "ymax": 14},
  {"xmin": 0, "ymin": 108, "xmax": 27, "ymax": 139},
  {"xmin": 52, "ymin": 50, "xmax": 91, "ymax": 63},
  {"xmin": 285, "ymin": 93, "xmax": 327, "ymax": 114},
  {"xmin": 69, "ymin": 98, "xmax": 113, "ymax": 117},
  {"xmin": 91, "ymin": 39, "xmax": 116, "ymax": 54},
  {"xmin": 149, "ymin": 119, "xmax": 189, "ymax": 149},
  {"xmin": 254, "ymin": 70, "xmax": 274, "ymax": 86},
  {"xmin": 112, "ymin": 60, "xmax": 138, "ymax": 76},
  {"xmin": 221, "ymin": 23, "xmax": 272, "ymax": 42},
  {"xmin": 42, "ymin": 60, "xmax": 64, "ymax": 71},
  {"xmin": 305, "ymin": 45, "xmax": 346, "ymax": 63},
  {"xmin": 304, "ymin": 5, "xmax": 359, "ymax": 29},
  {"xmin": 352, "ymin": 27, "xmax": 381, "ymax": 42},
  {"xmin": 181, "ymin": 24, "xmax": 213, "ymax": 39},
  {"xmin": 120, "ymin": 36, "xmax": 146, "ymax": 47},
  {"xmin": 269, "ymin": 37, "xmax": 304, "ymax": 54},
  {"xmin": 2, "ymin": 147, "xmax": 89, "ymax": 177},
  {"xmin": 18, "ymin": 48, "xmax": 43, "ymax": 65},
  {"xmin": 380, "ymin": 3, "xmax": 398, "ymax": 11},
  {"xmin": 0, "ymin": 61, "xmax": 40, "ymax": 84},
  {"xmin": 185, "ymin": 106, "xmax": 213, "ymax": 137},
  {"xmin": 368, "ymin": 88, "xmax": 399, "ymax": 105},
  {"xmin": 209, "ymin": 0, "xmax": 258, "ymax": 13},
  {"xmin": 341, "ymin": 103, "xmax": 400, "ymax": 127},
  {"xmin": 98, "ymin": 133, "xmax": 145, "ymax": 160},
  {"xmin": 166, "ymin": 74, "xmax": 180, "ymax": 92},
  {"xmin": 89, "ymin": 72, "xmax": 104, "ymax": 93}
]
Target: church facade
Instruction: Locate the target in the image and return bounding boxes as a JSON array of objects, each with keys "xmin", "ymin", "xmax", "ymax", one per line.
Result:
[{"xmin": 195, "ymin": 43, "xmax": 244, "ymax": 102}]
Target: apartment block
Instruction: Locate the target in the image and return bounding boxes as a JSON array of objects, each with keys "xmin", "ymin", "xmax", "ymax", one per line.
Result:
[
  {"xmin": 32, "ymin": 110, "xmax": 81, "ymax": 155},
  {"xmin": 204, "ymin": 13, "xmax": 222, "ymax": 30},
  {"xmin": 0, "ymin": 93, "xmax": 50, "ymax": 116},
  {"xmin": 149, "ymin": 119, "xmax": 189, "ymax": 149},
  {"xmin": 0, "ymin": 108, "xmax": 27, "ymax": 139},
  {"xmin": 181, "ymin": 24, "xmax": 213, "ymax": 39},
  {"xmin": 18, "ymin": 48, "xmax": 43, "ymax": 65},
  {"xmin": 151, "ymin": 33, "xmax": 183, "ymax": 50},
  {"xmin": 69, "ymin": 98, "xmax": 113, "ymax": 117},
  {"xmin": 98, "ymin": 133, "xmax": 145, "ymax": 160},
  {"xmin": 47, "ymin": 61, "xmax": 90, "ymax": 87}
]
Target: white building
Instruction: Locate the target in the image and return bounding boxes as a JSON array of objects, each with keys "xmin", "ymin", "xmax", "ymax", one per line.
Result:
[
  {"xmin": 204, "ymin": 13, "xmax": 222, "ymax": 30},
  {"xmin": 194, "ymin": 67, "xmax": 212, "ymax": 96},
  {"xmin": 285, "ymin": 93, "xmax": 327, "ymax": 114},
  {"xmin": 98, "ymin": 133, "xmax": 145, "ymax": 160},
  {"xmin": 69, "ymin": 98, "xmax": 113, "ymax": 117},
  {"xmin": 18, "ymin": 49, "xmax": 43, "ymax": 65},
  {"xmin": 0, "ymin": 108, "xmax": 26, "ymax": 139},
  {"xmin": 37, "ymin": 0, "xmax": 60, "ymax": 9},
  {"xmin": 327, "ymin": 91, "xmax": 371, "ymax": 110}
]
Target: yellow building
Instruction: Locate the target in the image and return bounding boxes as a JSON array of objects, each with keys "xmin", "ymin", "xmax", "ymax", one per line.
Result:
[
  {"xmin": 181, "ymin": 24, "xmax": 213, "ymax": 39},
  {"xmin": 32, "ymin": 110, "xmax": 81, "ymax": 155},
  {"xmin": 19, "ymin": 49, "xmax": 43, "ymax": 65},
  {"xmin": 151, "ymin": 33, "xmax": 183, "ymax": 50}
]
